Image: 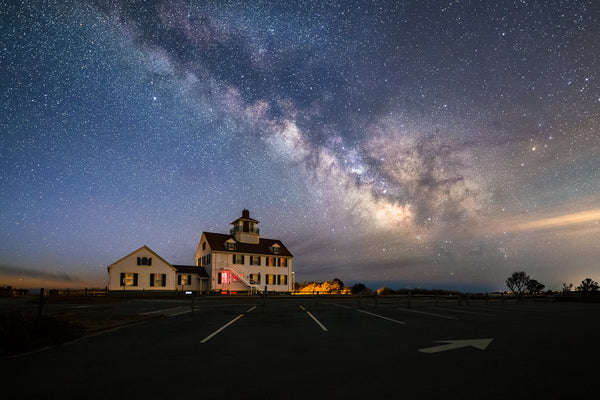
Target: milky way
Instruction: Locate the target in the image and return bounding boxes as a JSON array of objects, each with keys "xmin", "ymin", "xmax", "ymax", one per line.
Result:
[{"xmin": 1, "ymin": 0, "xmax": 599, "ymax": 291}]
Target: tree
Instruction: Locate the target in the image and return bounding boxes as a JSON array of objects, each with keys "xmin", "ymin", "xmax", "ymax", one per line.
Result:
[
  {"xmin": 561, "ymin": 283, "xmax": 573, "ymax": 292},
  {"xmin": 332, "ymin": 278, "xmax": 345, "ymax": 288},
  {"xmin": 576, "ymin": 278, "xmax": 599, "ymax": 292},
  {"xmin": 506, "ymin": 271, "xmax": 530, "ymax": 294},
  {"xmin": 351, "ymin": 283, "xmax": 367, "ymax": 294},
  {"xmin": 526, "ymin": 279, "xmax": 545, "ymax": 294}
]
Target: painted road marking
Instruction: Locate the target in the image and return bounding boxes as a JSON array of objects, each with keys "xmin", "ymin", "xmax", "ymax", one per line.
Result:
[
  {"xmin": 438, "ymin": 307, "xmax": 496, "ymax": 317},
  {"xmin": 140, "ymin": 306, "xmax": 187, "ymax": 315},
  {"xmin": 200, "ymin": 306, "xmax": 256, "ymax": 343},
  {"xmin": 357, "ymin": 309, "xmax": 405, "ymax": 324},
  {"xmin": 396, "ymin": 307, "xmax": 459, "ymax": 320},
  {"xmin": 330, "ymin": 303, "xmax": 353, "ymax": 309},
  {"xmin": 167, "ymin": 307, "xmax": 194, "ymax": 317},
  {"xmin": 419, "ymin": 338, "xmax": 493, "ymax": 353},
  {"xmin": 299, "ymin": 305, "xmax": 328, "ymax": 331}
]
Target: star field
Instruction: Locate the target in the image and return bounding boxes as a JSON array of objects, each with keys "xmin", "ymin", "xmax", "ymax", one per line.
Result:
[{"xmin": 1, "ymin": 0, "xmax": 599, "ymax": 291}]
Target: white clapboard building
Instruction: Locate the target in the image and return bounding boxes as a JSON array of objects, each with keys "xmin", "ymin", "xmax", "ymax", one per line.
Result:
[
  {"xmin": 107, "ymin": 245, "xmax": 209, "ymax": 294},
  {"xmin": 196, "ymin": 209, "xmax": 294, "ymax": 294}
]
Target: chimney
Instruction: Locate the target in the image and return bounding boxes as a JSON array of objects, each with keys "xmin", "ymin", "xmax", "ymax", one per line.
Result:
[{"xmin": 242, "ymin": 209, "xmax": 250, "ymax": 219}]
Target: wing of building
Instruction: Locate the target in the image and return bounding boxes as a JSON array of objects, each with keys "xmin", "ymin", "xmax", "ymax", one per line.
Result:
[
  {"xmin": 196, "ymin": 209, "xmax": 294, "ymax": 294},
  {"xmin": 107, "ymin": 245, "xmax": 209, "ymax": 294}
]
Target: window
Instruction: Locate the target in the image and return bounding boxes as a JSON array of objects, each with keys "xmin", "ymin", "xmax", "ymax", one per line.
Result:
[
  {"xmin": 250, "ymin": 255, "xmax": 261, "ymax": 265},
  {"xmin": 233, "ymin": 254, "xmax": 245, "ymax": 264},
  {"xmin": 277, "ymin": 258, "xmax": 288, "ymax": 267},
  {"xmin": 265, "ymin": 257, "xmax": 274, "ymax": 266},
  {"xmin": 137, "ymin": 257, "xmax": 152, "ymax": 266},
  {"xmin": 150, "ymin": 274, "xmax": 166, "ymax": 287},
  {"xmin": 120, "ymin": 273, "xmax": 138, "ymax": 287},
  {"xmin": 280, "ymin": 275, "xmax": 288, "ymax": 285},
  {"xmin": 178, "ymin": 275, "xmax": 192, "ymax": 285},
  {"xmin": 266, "ymin": 274, "xmax": 275, "ymax": 285},
  {"xmin": 272, "ymin": 245, "xmax": 280, "ymax": 254},
  {"xmin": 202, "ymin": 241, "xmax": 206, "ymax": 250},
  {"xmin": 225, "ymin": 241, "xmax": 236, "ymax": 251},
  {"xmin": 250, "ymin": 273, "xmax": 261, "ymax": 284},
  {"xmin": 217, "ymin": 272, "xmax": 230, "ymax": 284}
]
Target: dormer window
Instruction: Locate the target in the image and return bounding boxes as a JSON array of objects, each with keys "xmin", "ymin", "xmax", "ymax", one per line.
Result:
[
  {"xmin": 225, "ymin": 241, "xmax": 237, "ymax": 251},
  {"xmin": 271, "ymin": 244, "xmax": 280, "ymax": 254}
]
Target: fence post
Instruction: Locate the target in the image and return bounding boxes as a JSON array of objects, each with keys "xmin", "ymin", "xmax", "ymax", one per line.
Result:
[
  {"xmin": 501, "ymin": 292, "xmax": 504, "ymax": 304},
  {"xmin": 485, "ymin": 293, "xmax": 489, "ymax": 305},
  {"xmin": 38, "ymin": 288, "xmax": 44, "ymax": 316},
  {"xmin": 408, "ymin": 291, "xmax": 412, "ymax": 308}
]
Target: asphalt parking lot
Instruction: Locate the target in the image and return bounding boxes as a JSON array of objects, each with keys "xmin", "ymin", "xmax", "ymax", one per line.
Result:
[{"xmin": 3, "ymin": 296, "xmax": 599, "ymax": 399}]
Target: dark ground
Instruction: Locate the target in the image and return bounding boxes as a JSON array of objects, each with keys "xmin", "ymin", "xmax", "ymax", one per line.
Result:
[{"xmin": 1, "ymin": 295, "xmax": 598, "ymax": 399}]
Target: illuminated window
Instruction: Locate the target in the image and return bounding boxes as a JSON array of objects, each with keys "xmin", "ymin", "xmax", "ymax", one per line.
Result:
[
  {"xmin": 150, "ymin": 274, "xmax": 166, "ymax": 287},
  {"xmin": 120, "ymin": 273, "xmax": 138, "ymax": 286},
  {"xmin": 266, "ymin": 257, "xmax": 274, "ymax": 266},
  {"xmin": 178, "ymin": 275, "xmax": 192, "ymax": 285},
  {"xmin": 250, "ymin": 273, "xmax": 261, "ymax": 284},
  {"xmin": 217, "ymin": 272, "xmax": 230, "ymax": 284},
  {"xmin": 266, "ymin": 274, "xmax": 275, "ymax": 285},
  {"xmin": 277, "ymin": 258, "xmax": 288, "ymax": 267}
]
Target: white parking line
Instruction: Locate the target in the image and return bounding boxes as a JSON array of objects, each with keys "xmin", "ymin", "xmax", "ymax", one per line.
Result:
[
  {"xmin": 396, "ymin": 307, "xmax": 459, "ymax": 320},
  {"xmin": 167, "ymin": 307, "xmax": 193, "ymax": 317},
  {"xmin": 357, "ymin": 309, "xmax": 405, "ymax": 324},
  {"xmin": 439, "ymin": 307, "xmax": 496, "ymax": 316},
  {"xmin": 299, "ymin": 305, "xmax": 328, "ymax": 331},
  {"xmin": 139, "ymin": 306, "xmax": 186, "ymax": 315},
  {"xmin": 330, "ymin": 303, "xmax": 353, "ymax": 309},
  {"xmin": 200, "ymin": 306, "xmax": 256, "ymax": 343}
]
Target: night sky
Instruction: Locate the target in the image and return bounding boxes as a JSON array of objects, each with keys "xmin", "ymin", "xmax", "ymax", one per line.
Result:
[{"xmin": 1, "ymin": 0, "xmax": 599, "ymax": 291}]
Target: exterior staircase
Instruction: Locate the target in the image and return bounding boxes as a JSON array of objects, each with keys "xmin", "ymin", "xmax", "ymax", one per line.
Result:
[{"xmin": 228, "ymin": 266, "xmax": 264, "ymax": 294}]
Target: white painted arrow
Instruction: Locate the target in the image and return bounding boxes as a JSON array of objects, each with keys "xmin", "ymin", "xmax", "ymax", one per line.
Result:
[{"xmin": 418, "ymin": 338, "xmax": 493, "ymax": 353}]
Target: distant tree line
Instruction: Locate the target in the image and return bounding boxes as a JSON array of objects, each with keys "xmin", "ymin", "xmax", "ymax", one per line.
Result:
[{"xmin": 506, "ymin": 272, "xmax": 599, "ymax": 294}]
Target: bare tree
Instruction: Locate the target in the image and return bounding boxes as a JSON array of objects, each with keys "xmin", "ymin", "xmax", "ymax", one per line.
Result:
[
  {"xmin": 576, "ymin": 278, "xmax": 599, "ymax": 292},
  {"xmin": 506, "ymin": 271, "xmax": 530, "ymax": 294},
  {"xmin": 561, "ymin": 283, "xmax": 573, "ymax": 292}
]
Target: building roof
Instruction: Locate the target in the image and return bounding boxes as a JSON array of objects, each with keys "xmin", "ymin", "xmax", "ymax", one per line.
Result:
[
  {"xmin": 173, "ymin": 265, "xmax": 209, "ymax": 278},
  {"xmin": 202, "ymin": 232, "xmax": 293, "ymax": 257},
  {"xmin": 107, "ymin": 245, "xmax": 174, "ymax": 271}
]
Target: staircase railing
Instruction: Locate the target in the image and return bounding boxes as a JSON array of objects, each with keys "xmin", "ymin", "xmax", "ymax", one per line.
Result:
[{"xmin": 228, "ymin": 266, "xmax": 263, "ymax": 294}]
